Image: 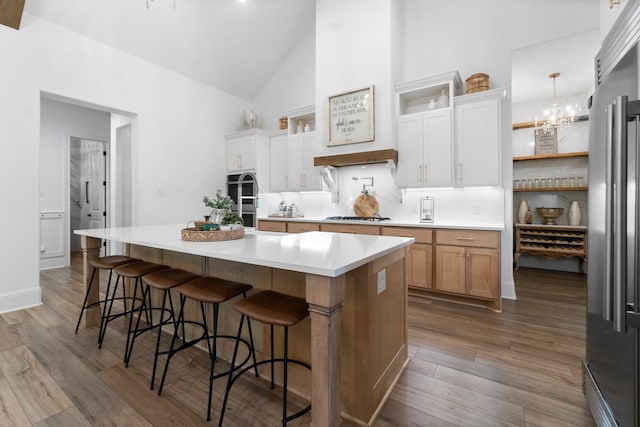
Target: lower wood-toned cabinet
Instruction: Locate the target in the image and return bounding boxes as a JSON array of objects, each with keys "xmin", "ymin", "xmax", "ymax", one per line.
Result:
[
  {"xmin": 382, "ymin": 227, "xmax": 433, "ymax": 290},
  {"xmin": 434, "ymin": 229, "xmax": 500, "ymax": 307},
  {"xmin": 257, "ymin": 220, "xmax": 287, "ymax": 232}
]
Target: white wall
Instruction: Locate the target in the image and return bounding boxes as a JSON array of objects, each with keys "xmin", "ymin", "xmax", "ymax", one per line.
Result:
[
  {"xmin": 253, "ymin": 29, "xmax": 316, "ymax": 132},
  {"xmin": 0, "ymin": 14, "xmax": 251, "ymax": 313}
]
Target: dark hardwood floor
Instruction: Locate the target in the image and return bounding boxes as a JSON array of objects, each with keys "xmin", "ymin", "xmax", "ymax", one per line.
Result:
[{"xmin": 0, "ymin": 263, "xmax": 595, "ymax": 426}]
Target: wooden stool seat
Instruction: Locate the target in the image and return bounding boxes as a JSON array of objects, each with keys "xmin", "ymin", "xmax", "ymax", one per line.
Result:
[
  {"xmin": 178, "ymin": 277, "xmax": 253, "ymax": 305},
  {"xmin": 89, "ymin": 255, "xmax": 141, "ymax": 270},
  {"xmin": 143, "ymin": 268, "xmax": 200, "ymax": 290},
  {"xmin": 234, "ymin": 290, "xmax": 308, "ymax": 327},
  {"xmin": 114, "ymin": 261, "xmax": 170, "ymax": 278}
]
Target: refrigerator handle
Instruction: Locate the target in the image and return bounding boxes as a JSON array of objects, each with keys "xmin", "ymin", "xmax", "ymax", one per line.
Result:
[
  {"xmin": 613, "ymin": 95, "xmax": 628, "ymax": 333},
  {"xmin": 604, "ymin": 105, "xmax": 614, "ymax": 322}
]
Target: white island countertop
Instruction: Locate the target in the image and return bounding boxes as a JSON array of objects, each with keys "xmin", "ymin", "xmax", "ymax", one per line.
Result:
[{"xmin": 75, "ymin": 224, "xmax": 414, "ymax": 277}]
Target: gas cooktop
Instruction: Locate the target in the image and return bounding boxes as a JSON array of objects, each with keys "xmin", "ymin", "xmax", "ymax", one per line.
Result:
[{"xmin": 324, "ymin": 216, "xmax": 391, "ymax": 222}]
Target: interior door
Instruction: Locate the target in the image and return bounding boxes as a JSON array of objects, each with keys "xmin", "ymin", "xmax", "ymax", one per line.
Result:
[{"xmin": 81, "ymin": 140, "xmax": 107, "ymax": 231}]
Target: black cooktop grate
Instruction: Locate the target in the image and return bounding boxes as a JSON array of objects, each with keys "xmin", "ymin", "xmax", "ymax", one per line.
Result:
[{"xmin": 324, "ymin": 216, "xmax": 391, "ymax": 222}]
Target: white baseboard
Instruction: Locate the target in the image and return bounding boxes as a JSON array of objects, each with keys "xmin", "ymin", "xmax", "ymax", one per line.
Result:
[
  {"xmin": 501, "ymin": 279, "xmax": 517, "ymax": 300},
  {"xmin": 0, "ymin": 287, "xmax": 42, "ymax": 314}
]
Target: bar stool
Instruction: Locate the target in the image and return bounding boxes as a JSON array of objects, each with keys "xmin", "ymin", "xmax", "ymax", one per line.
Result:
[
  {"xmin": 106, "ymin": 261, "xmax": 170, "ymax": 361},
  {"xmin": 74, "ymin": 255, "xmax": 141, "ymax": 336},
  {"xmin": 219, "ymin": 290, "xmax": 311, "ymax": 427},
  {"xmin": 157, "ymin": 276, "xmax": 258, "ymax": 422},
  {"xmin": 125, "ymin": 268, "xmax": 200, "ymax": 389}
]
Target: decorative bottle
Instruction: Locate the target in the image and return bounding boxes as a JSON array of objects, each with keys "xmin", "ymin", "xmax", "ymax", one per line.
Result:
[
  {"xmin": 525, "ymin": 207, "xmax": 532, "ymax": 224},
  {"xmin": 517, "ymin": 200, "xmax": 528, "ymax": 224},
  {"xmin": 568, "ymin": 201, "xmax": 582, "ymax": 226}
]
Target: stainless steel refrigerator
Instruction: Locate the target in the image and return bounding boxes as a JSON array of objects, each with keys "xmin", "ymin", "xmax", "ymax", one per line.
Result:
[{"xmin": 584, "ymin": 4, "xmax": 640, "ymax": 426}]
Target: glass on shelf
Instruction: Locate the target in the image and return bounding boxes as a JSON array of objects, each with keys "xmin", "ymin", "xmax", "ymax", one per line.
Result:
[{"xmin": 578, "ymin": 176, "xmax": 585, "ymax": 187}]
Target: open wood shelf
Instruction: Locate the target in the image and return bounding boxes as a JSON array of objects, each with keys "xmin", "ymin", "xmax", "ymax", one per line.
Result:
[
  {"xmin": 514, "ymin": 186, "xmax": 587, "ymax": 192},
  {"xmin": 513, "ymin": 151, "xmax": 589, "ymax": 161}
]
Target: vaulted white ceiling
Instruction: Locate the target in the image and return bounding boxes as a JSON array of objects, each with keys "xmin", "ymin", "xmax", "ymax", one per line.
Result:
[{"xmin": 24, "ymin": 0, "xmax": 316, "ymax": 100}]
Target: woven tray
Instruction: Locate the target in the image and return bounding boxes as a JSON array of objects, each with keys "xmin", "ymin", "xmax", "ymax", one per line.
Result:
[{"xmin": 181, "ymin": 226, "xmax": 245, "ymax": 242}]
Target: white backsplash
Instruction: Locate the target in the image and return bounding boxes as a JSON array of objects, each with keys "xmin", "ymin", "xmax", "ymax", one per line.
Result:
[{"xmin": 258, "ymin": 163, "xmax": 505, "ymax": 226}]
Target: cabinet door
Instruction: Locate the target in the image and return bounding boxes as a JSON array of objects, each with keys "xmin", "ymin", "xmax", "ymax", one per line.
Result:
[
  {"xmin": 301, "ymin": 133, "xmax": 321, "ymax": 190},
  {"xmin": 288, "ymin": 135, "xmax": 304, "ymax": 191},
  {"xmin": 466, "ymin": 247, "xmax": 499, "ymax": 299},
  {"xmin": 423, "ymin": 109, "xmax": 453, "ymax": 187},
  {"xmin": 408, "ymin": 243, "xmax": 433, "ymax": 289},
  {"xmin": 257, "ymin": 220, "xmax": 287, "ymax": 232},
  {"xmin": 270, "ymin": 135, "xmax": 289, "ymax": 192},
  {"xmin": 287, "ymin": 222, "xmax": 320, "ymax": 233},
  {"xmin": 397, "ymin": 114, "xmax": 424, "ymax": 187},
  {"xmin": 455, "ymin": 97, "xmax": 500, "ymax": 186},
  {"xmin": 435, "ymin": 245, "xmax": 466, "ymax": 294},
  {"xmin": 227, "ymin": 136, "xmax": 256, "ymax": 172}
]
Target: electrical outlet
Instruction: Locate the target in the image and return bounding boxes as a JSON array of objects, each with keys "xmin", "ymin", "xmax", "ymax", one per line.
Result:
[
  {"xmin": 472, "ymin": 203, "xmax": 481, "ymax": 215},
  {"xmin": 156, "ymin": 189, "xmax": 167, "ymax": 197},
  {"xmin": 377, "ymin": 269, "xmax": 386, "ymax": 294}
]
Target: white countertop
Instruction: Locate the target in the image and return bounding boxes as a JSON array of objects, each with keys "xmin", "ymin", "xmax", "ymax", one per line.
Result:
[
  {"xmin": 75, "ymin": 224, "xmax": 414, "ymax": 277},
  {"xmin": 261, "ymin": 216, "xmax": 505, "ymax": 231}
]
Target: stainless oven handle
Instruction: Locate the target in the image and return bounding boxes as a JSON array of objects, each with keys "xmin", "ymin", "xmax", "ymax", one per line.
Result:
[
  {"xmin": 613, "ymin": 96, "xmax": 628, "ymax": 333},
  {"xmin": 604, "ymin": 104, "xmax": 614, "ymax": 322}
]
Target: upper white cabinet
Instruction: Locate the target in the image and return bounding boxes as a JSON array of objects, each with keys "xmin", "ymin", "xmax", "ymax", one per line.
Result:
[
  {"xmin": 395, "ymin": 71, "xmax": 505, "ymax": 189},
  {"xmin": 397, "ymin": 110, "xmax": 453, "ymax": 187},
  {"xmin": 270, "ymin": 131, "xmax": 321, "ymax": 192},
  {"xmin": 225, "ymin": 129, "xmax": 271, "ymax": 190},
  {"xmin": 395, "ymin": 71, "xmax": 462, "ymax": 188},
  {"xmin": 454, "ymin": 88, "xmax": 505, "ymax": 187}
]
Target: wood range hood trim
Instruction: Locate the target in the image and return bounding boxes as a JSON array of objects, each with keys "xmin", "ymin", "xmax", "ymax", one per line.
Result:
[{"xmin": 313, "ymin": 149, "xmax": 398, "ymax": 168}]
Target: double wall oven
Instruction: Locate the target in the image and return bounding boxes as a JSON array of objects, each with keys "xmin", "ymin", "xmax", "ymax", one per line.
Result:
[{"xmin": 226, "ymin": 173, "xmax": 258, "ymax": 227}]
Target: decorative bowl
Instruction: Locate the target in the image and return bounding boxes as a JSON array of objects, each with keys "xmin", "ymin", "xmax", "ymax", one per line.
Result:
[{"xmin": 536, "ymin": 207, "xmax": 564, "ymax": 225}]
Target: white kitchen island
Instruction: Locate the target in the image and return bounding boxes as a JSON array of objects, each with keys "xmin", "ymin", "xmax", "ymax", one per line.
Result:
[{"xmin": 75, "ymin": 224, "xmax": 414, "ymax": 427}]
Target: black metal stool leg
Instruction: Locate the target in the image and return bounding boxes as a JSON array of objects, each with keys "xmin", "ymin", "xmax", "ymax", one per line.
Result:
[
  {"xmin": 125, "ymin": 283, "xmax": 149, "ymax": 366},
  {"xmin": 218, "ymin": 314, "xmax": 245, "ymax": 426},
  {"xmin": 158, "ymin": 294, "xmax": 187, "ymax": 395},
  {"xmin": 123, "ymin": 277, "xmax": 142, "ymax": 363},
  {"xmin": 149, "ymin": 288, "xmax": 171, "ymax": 389},
  {"xmin": 98, "ymin": 274, "xmax": 122, "ymax": 347},
  {"xmin": 270, "ymin": 324, "xmax": 275, "ymax": 389},
  {"xmin": 282, "ymin": 326, "xmax": 289, "ymax": 427}
]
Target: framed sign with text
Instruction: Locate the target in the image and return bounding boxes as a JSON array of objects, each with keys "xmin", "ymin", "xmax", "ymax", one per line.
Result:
[
  {"xmin": 534, "ymin": 127, "xmax": 558, "ymax": 154},
  {"xmin": 327, "ymin": 85, "xmax": 375, "ymax": 146}
]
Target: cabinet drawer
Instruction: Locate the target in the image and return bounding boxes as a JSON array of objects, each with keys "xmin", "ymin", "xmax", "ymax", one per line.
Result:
[
  {"xmin": 287, "ymin": 222, "xmax": 320, "ymax": 233},
  {"xmin": 382, "ymin": 227, "xmax": 432, "ymax": 244},
  {"xmin": 436, "ymin": 229, "xmax": 498, "ymax": 248},
  {"xmin": 320, "ymin": 223, "xmax": 380, "ymax": 235},
  {"xmin": 258, "ymin": 220, "xmax": 287, "ymax": 232}
]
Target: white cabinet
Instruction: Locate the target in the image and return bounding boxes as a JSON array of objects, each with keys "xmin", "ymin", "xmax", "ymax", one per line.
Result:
[
  {"xmin": 454, "ymin": 88, "xmax": 504, "ymax": 187},
  {"xmin": 270, "ymin": 132, "xmax": 321, "ymax": 192},
  {"xmin": 225, "ymin": 129, "xmax": 271, "ymax": 191},
  {"xmin": 395, "ymin": 71, "xmax": 462, "ymax": 189},
  {"xmin": 396, "ymin": 110, "xmax": 453, "ymax": 187}
]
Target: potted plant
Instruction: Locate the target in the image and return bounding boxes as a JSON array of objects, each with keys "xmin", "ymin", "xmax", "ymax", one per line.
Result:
[{"xmin": 203, "ymin": 190, "xmax": 233, "ymax": 224}]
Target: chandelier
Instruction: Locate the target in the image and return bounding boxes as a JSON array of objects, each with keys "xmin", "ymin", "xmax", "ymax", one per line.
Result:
[{"xmin": 535, "ymin": 72, "xmax": 579, "ymax": 136}]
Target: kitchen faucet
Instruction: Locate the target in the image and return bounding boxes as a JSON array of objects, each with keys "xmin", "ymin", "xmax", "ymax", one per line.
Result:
[{"xmin": 352, "ymin": 176, "xmax": 374, "ymax": 194}]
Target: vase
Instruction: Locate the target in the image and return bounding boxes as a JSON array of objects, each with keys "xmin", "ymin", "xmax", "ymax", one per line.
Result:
[
  {"xmin": 517, "ymin": 200, "xmax": 528, "ymax": 224},
  {"xmin": 568, "ymin": 201, "xmax": 582, "ymax": 226},
  {"xmin": 209, "ymin": 208, "xmax": 229, "ymax": 224}
]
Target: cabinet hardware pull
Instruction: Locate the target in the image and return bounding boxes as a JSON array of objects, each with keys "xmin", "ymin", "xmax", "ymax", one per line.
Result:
[
  {"xmin": 459, "ymin": 162, "xmax": 463, "ymax": 181},
  {"xmin": 456, "ymin": 237, "xmax": 474, "ymax": 241},
  {"xmin": 424, "ymin": 164, "xmax": 428, "ymax": 184},
  {"xmin": 285, "ymin": 175, "xmax": 288, "ymax": 189},
  {"xmin": 237, "ymin": 155, "xmax": 242, "ymax": 169},
  {"xmin": 418, "ymin": 165, "xmax": 422, "ymax": 183}
]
